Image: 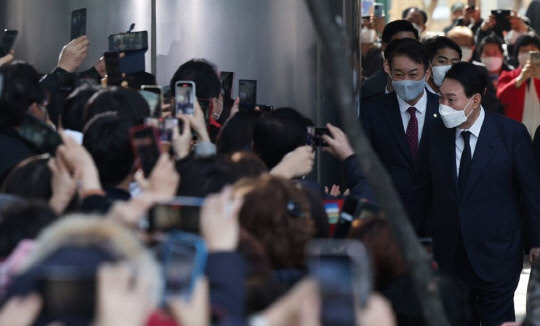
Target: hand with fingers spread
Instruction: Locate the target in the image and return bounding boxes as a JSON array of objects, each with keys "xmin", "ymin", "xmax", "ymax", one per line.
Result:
[
  {"xmin": 168, "ymin": 278, "xmax": 210, "ymax": 326},
  {"xmin": 0, "ymin": 50, "xmax": 14, "ymax": 66},
  {"xmin": 171, "ymin": 116, "xmax": 192, "ymax": 160},
  {"xmin": 48, "ymin": 156, "xmax": 77, "ymax": 214},
  {"xmin": 96, "ymin": 263, "xmax": 154, "ymax": 326},
  {"xmin": 270, "ymin": 145, "xmax": 315, "ymax": 179},
  {"xmin": 200, "ymin": 186, "xmax": 244, "ymax": 252},
  {"xmin": 57, "ymin": 36, "xmax": 89, "ymax": 73},
  {"xmin": 0, "ymin": 294, "xmax": 43, "ymax": 326},
  {"xmin": 321, "ymin": 123, "xmax": 355, "ymax": 161},
  {"xmin": 56, "ymin": 131, "xmax": 101, "ymax": 193},
  {"xmin": 135, "ymin": 153, "xmax": 180, "ymax": 201}
]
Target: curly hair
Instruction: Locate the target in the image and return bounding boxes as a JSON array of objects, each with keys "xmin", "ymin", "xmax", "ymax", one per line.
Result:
[{"xmin": 234, "ymin": 175, "xmax": 314, "ymax": 269}]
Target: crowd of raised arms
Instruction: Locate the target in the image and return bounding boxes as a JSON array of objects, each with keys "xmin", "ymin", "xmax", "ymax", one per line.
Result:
[{"xmin": 0, "ymin": 2, "xmax": 539, "ymax": 326}]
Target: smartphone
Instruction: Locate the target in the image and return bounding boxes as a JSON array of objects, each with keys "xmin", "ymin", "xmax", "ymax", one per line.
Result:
[
  {"xmin": 0, "ymin": 30, "xmax": 18, "ymax": 57},
  {"xmin": 323, "ymin": 200, "xmax": 343, "ymax": 225},
  {"xmin": 108, "ymin": 31, "xmax": 148, "ymax": 52},
  {"xmin": 161, "ymin": 231, "xmax": 207, "ymax": 301},
  {"xmin": 18, "ymin": 115, "xmax": 63, "ymax": 155},
  {"xmin": 238, "ymin": 79, "xmax": 257, "ymax": 111},
  {"xmin": 307, "ymin": 126, "xmax": 331, "ymax": 147},
  {"xmin": 38, "ymin": 266, "xmax": 96, "ymax": 321},
  {"xmin": 129, "ymin": 125, "xmax": 161, "ymax": 177},
  {"xmin": 307, "ymin": 239, "xmax": 371, "ymax": 325},
  {"xmin": 70, "ymin": 8, "xmax": 87, "ymax": 40},
  {"xmin": 103, "ymin": 52, "xmax": 122, "ymax": 86},
  {"xmin": 142, "ymin": 85, "xmax": 163, "ymax": 117},
  {"xmin": 148, "ymin": 197, "xmax": 205, "ymax": 233},
  {"xmin": 491, "ymin": 10, "xmax": 511, "ymax": 34},
  {"xmin": 139, "ymin": 90, "xmax": 161, "ymax": 118},
  {"xmin": 531, "ymin": 52, "xmax": 540, "ymax": 66},
  {"xmin": 333, "ymin": 196, "xmax": 361, "ymax": 239},
  {"xmin": 144, "ymin": 117, "xmax": 182, "ymax": 143},
  {"xmin": 256, "ymin": 104, "xmax": 273, "ymax": 112},
  {"xmin": 220, "ymin": 71, "xmax": 234, "ymax": 101},
  {"xmin": 373, "ymin": 3, "xmax": 384, "ymax": 17},
  {"xmin": 175, "ymin": 81, "xmax": 196, "ymax": 116}
]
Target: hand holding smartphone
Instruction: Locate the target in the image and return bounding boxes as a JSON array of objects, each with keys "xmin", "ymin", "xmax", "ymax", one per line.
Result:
[
  {"xmin": 70, "ymin": 8, "xmax": 87, "ymax": 40},
  {"xmin": 175, "ymin": 81, "xmax": 196, "ymax": 116},
  {"xmin": 160, "ymin": 231, "xmax": 207, "ymax": 302},
  {"xmin": 129, "ymin": 125, "xmax": 161, "ymax": 177},
  {"xmin": 0, "ymin": 30, "xmax": 18, "ymax": 57}
]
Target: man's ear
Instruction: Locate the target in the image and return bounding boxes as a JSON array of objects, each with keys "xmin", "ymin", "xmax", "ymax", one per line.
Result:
[
  {"xmin": 424, "ymin": 67, "xmax": 432, "ymax": 81},
  {"xmin": 473, "ymin": 93, "xmax": 482, "ymax": 108},
  {"xmin": 383, "ymin": 59, "xmax": 390, "ymax": 74}
]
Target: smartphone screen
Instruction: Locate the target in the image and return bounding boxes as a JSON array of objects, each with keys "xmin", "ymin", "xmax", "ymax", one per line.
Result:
[
  {"xmin": 491, "ymin": 10, "xmax": 511, "ymax": 33},
  {"xmin": 161, "ymin": 232, "xmax": 207, "ymax": 300},
  {"xmin": 220, "ymin": 72, "xmax": 234, "ymax": 100},
  {"xmin": 139, "ymin": 90, "xmax": 161, "ymax": 118},
  {"xmin": 307, "ymin": 240, "xmax": 371, "ymax": 325},
  {"xmin": 373, "ymin": 3, "xmax": 384, "ymax": 17},
  {"xmin": 39, "ymin": 266, "xmax": 96, "ymax": 320},
  {"xmin": 103, "ymin": 52, "xmax": 122, "ymax": 86},
  {"xmin": 0, "ymin": 30, "xmax": 18, "ymax": 57},
  {"xmin": 108, "ymin": 31, "xmax": 148, "ymax": 52},
  {"xmin": 531, "ymin": 52, "xmax": 540, "ymax": 66},
  {"xmin": 333, "ymin": 196, "xmax": 360, "ymax": 238},
  {"xmin": 238, "ymin": 80, "xmax": 257, "ymax": 111},
  {"xmin": 148, "ymin": 197, "xmax": 204, "ymax": 233},
  {"xmin": 175, "ymin": 81, "xmax": 196, "ymax": 116},
  {"xmin": 307, "ymin": 126, "xmax": 331, "ymax": 147},
  {"xmin": 129, "ymin": 126, "xmax": 161, "ymax": 177},
  {"xmin": 70, "ymin": 8, "xmax": 87, "ymax": 40},
  {"xmin": 142, "ymin": 85, "xmax": 163, "ymax": 117}
]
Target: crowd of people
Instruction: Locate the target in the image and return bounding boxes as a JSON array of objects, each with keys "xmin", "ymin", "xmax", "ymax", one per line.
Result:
[{"xmin": 0, "ymin": 1, "xmax": 538, "ymax": 326}]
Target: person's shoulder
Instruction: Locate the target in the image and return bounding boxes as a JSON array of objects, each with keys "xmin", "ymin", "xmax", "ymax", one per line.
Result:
[
  {"xmin": 487, "ymin": 111, "xmax": 526, "ymax": 132},
  {"xmin": 362, "ymin": 92, "xmax": 396, "ymax": 112}
]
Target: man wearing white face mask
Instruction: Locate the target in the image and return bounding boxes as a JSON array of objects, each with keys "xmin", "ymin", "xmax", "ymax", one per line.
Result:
[
  {"xmin": 361, "ymin": 40, "xmax": 439, "ymax": 206},
  {"xmin": 409, "ymin": 62, "xmax": 540, "ymax": 326},
  {"xmin": 424, "ymin": 36, "xmax": 462, "ymax": 94},
  {"xmin": 497, "ymin": 35, "xmax": 540, "ymax": 137}
]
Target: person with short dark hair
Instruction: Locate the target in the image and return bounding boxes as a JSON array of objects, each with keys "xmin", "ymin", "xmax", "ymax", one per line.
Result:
[
  {"xmin": 61, "ymin": 83, "xmax": 102, "ymax": 132},
  {"xmin": 361, "ymin": 39, "xmax": 439, "ymax": 206},
  {"xmin": 424, "ymin": 36, "xmax": 462, "ymax": 94},
  {"xmin": 477, "ymin": 35, "xmax": 514, "ymax": 87},
  {"xmin": 497, "ymin": 34, "xmax": 540, "ymax": 136},
  {"xmin": 361, "ymin": 20, "xmax": 419, "ymax": 102},
  {"xmin": 170, "ymin": 59, "xmax": 224, "ymax": 141},
  {"xmin": 0, "ymin": 62, "xmax": 48, "ymax": 185},
  {"xmin": 83, "ymin": 115, "xmax": 135, "ymax": 204},
  {"xmin": 409, "ymin": 61, "xmax": 540, "ymax": 326},
  {"xmin": 83, "ymin": 87, "xmax": 150, "ymax": 127},
  {"xmin": 402, "ymin": 7, "xmax": 428, "ymax": 37}
]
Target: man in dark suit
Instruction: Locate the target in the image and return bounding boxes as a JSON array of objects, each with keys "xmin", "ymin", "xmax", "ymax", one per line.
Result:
[
  {"xmin": 361, "ymin": 39, "xmax": 439, "ymax": 205},
  {"xmin": 409, "ymin": 62, "xmax": 540, "ymax": 326},
  {"xmin": 361, "ymin": 20, "xmax": 418, "ymax": 102}
]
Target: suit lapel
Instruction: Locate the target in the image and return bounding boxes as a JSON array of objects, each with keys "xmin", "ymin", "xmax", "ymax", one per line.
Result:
[
  {"xmin": 420, "ymin": 91, "xmax": 440, "ymax": 144},
  {"xmin": 382, "ymin": 94, "xmax": 412, "ymax": 163},
  {"xmin": 435, "ymin": 126, "xmax": 459, "ymax": 198},
  {"xmin": 462, "ymin": 113, "xmax": 497, "ymax": 200}
]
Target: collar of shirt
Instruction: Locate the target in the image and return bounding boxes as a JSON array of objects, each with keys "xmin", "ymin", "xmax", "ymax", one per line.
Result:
[
  {"xmin": 456, "ymin": 106, "xmax": 485, "ymax": 140},
  {"xmin": 396, "ymin": 89, "xmax": 428, "ymax": 115}
]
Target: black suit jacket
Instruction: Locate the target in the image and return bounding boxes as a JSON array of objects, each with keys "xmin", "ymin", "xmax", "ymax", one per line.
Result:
[
  {"xmin": 409, "ymin": 111, "xmax": 540, "ymax": 282},
  {"xmin": 360, "ymin": 91, "xmax": 440, "ymax": 204}
]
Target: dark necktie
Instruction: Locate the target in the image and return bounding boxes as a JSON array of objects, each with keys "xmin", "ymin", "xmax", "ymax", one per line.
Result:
[
  {"xmin": 406, "ymin": 107, "xmax": 418, "ymax": 160},
  {"xmin": 458, "ymin": 131, "xmax": 472, "ymax": 195}
]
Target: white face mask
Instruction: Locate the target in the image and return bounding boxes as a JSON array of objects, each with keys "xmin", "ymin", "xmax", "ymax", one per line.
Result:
[
  {"xmin": 412, "ymin": 23, "xmax": 423, "ymax": 37},
  {"xmin": 504, "ymin": 30, "xmax": 525, "ymax": 46},
  {"xmin": 518, "ymin": 51, "xmax": 531, "ymax": 67},
  {"xmin": 431, "ymin": 65, "xmax": 452, "ymax": 87},
  {"xmin": 481, "ymin": 56, "xmax": 503, "ymax": 72},
  {"xmin": 361, "ymin": 27, "xmax": 377, "ymax": 44},
  {"xmin": 439, "ymin": 97, "xmax": 474, "ymax": 128},
  {"xmin": 460, "ymin": 47, "xmax": 473, "ymax": 62}
]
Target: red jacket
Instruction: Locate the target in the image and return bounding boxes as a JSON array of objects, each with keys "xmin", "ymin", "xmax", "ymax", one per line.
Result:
[{"xmin": 497, "ymin": 67, "xmax": 540, "ymax": 122}]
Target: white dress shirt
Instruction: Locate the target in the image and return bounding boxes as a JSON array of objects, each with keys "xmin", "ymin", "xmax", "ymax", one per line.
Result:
[
  {"xmin": 522, "ymin": 81, "xmax": 540, "ymax": 139},
  {"xmin": 395, "ymin": 90, "xmax": 428, "ymax": 142},
  {"xmin": 455, "ymin": 107, "xmax": 485, "ymax": 176}
]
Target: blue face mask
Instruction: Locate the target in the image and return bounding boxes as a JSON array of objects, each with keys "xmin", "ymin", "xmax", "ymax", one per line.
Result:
[{"xmin": 390, "ymin": 77, "xmax": 426, "ymax": 102}]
